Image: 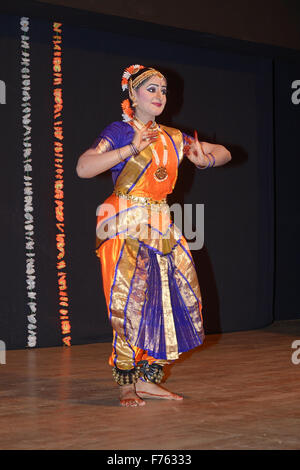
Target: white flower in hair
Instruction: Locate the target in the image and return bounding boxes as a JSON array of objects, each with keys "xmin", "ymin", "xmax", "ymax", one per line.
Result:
[{"xmin": 122, "ymin": 112, "xmax": 132, "ymax": 122}]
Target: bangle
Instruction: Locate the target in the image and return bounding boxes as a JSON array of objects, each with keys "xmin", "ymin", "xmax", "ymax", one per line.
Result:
[
  {"xmin": 196, "ymin": 154, "xmax": 210, "ymax": 170},
  {"xmin": 117, "ymin": 148, "xmax": 124, "ymax": 163},
  {"xmin": 130, "ymin": 143, "xmax": 139, "ymax": 156},
  {"xmin": 208, "ymin": 152, "xmax": 215, "ymax": 167},
  {"xmin": 117, "ymin": 144, "xmax": 138, "ymax": 163},
  {"xmin": 196, "ymin": 152, "xmax": 216, "ymax": 169}
]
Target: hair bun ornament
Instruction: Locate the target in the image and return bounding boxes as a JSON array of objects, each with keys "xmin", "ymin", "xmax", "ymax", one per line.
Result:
[{"xmin": 121, "ymin": 64, "xmax": 145, "ymax": 91}]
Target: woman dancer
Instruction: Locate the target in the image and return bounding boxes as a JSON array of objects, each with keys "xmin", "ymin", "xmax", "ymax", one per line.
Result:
[{"xmin": 76, "ymin": 65, "xmax": 231, "ymax": 407}]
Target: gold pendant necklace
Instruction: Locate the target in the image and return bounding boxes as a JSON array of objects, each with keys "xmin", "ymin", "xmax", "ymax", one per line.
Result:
[
  {"xmin": 151, "ymin": 128, "xmax": 168, "ymax": 182},
  {"xmin": 132, "ymin": 118, "xmax": 169, "ymax": 182},
  {"xmin": 154, "ymin": 166, "xmax": 168, "ymax": 181}
]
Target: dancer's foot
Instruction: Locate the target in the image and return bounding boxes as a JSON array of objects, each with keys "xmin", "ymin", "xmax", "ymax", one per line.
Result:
[
  {"xmin": 119, "ymin": 384, "xmax": 146, "ymax": 407},
  {"xmin": 135, "ymin": 379, "xmax": 183, "ymax": 401}
]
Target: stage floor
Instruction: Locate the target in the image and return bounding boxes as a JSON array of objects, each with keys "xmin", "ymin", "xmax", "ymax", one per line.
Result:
[{"xmin": 1, "ymin": 320, "xmax": 299, "ymax": 450}]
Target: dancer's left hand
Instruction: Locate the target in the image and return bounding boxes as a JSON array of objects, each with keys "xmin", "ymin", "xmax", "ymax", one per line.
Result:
[{"xmin": 184, "ymin": 131, "xmax": 209, "ymax": 168}]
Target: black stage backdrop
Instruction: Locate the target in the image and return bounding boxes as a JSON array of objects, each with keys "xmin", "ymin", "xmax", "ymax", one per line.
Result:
[
  {"xmin": 274, "ymin": 58, "xmax": 300, "ymax": 321},
  {"xmin": 0, "ymin": 7, "xmax": 299, "ymax": 349}
]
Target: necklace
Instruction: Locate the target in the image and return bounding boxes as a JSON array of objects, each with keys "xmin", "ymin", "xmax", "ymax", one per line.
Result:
[
  {"xmin": 151, "ymin": 128, "xmax": 168, "ymax": 182},
  {"xmin": 132, "ymin": 118, "xmax": 168, "ymax": 182}
]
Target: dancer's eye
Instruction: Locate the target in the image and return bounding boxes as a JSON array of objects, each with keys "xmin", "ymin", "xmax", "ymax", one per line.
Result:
[{"xmin": 147, "ymin": 86, "xmax": 167, "ymax": 95}]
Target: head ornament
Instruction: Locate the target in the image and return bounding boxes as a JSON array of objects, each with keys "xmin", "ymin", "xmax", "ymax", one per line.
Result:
[
  {"xmin": 121, "ymin": 64, "xmax": 145, "ymax": 92},
  {"xmin": 120, "ymin": 64, "xmax": 165, "ymax": 122}
]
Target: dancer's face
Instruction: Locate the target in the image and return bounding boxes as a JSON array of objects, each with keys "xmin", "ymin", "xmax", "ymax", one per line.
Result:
[{"xmin": 133, "ymin": 74, "xmax": 167, "ymax": 119}]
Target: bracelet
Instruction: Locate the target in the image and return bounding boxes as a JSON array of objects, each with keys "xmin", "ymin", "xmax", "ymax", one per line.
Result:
[
  {"xmin": 196, "ymin": 154, "xmax": 210, "ymax": 170},
  {"xmin": 130, "ymin": 143, "xmax": 139, "ymax": 156},
  {"xmin": 117, "ymin": 143, "xmax": 139, "ymax": 163},
  {"xmin": 117, "ymin": 148, "xmax": 124, "ymax": 163},
  {"xmin": 196, "ymin": 152, "xmax": 215, "ymax": 169},
  {"xmin": 208, "ymin": 152, "xmax": 215, "ymax": 167}
]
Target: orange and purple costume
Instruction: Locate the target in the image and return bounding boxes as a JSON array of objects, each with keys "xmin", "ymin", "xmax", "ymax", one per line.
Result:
[{"xmin": 92, "ymin": 120, "xmax": 204, "ymax": 381}]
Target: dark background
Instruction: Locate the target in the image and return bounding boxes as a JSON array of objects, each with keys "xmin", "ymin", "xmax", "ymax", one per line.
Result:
[{"xmin": 0, "ymin": 1, "xmax": 299, "ymax": 349}]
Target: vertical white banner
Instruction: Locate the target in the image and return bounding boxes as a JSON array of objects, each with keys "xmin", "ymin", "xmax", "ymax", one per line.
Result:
[{"xmin": 20, "ymin": 17, "xmax": 38, "ymax": 347}]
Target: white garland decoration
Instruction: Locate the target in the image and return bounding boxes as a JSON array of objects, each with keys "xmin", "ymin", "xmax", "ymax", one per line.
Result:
[
  {"xmin": 20, "ymin": 17, "xmax": 37, "ymax": 348},
  {"xmin": 121, "ymin": 64, "xmax": 141, "ymax": 91},
  {"xmin": 121, "ymin": 112, "xmax": 132, "ymax": 122}
]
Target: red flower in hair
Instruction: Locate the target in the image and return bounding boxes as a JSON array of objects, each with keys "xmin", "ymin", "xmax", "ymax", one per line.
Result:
[{"xmin": 121, "ymin": 99, "xmax": 134, "ymax": 121}]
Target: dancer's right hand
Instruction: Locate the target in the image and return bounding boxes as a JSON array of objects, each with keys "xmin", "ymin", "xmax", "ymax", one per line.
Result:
[{"xmin": 132, "ymin": 121, "xmax": 158, "ymax": 152}]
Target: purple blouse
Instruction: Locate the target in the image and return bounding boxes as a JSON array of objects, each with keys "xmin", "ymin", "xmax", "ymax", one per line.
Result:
[{"xmin": 91, "ymin": 121, "xmax": 191, "ymax": 184}]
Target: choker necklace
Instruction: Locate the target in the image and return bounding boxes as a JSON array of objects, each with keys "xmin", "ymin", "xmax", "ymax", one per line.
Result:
[{"xmin": 132, "ymin": 118, "xmax": 168, "ymax": 182}]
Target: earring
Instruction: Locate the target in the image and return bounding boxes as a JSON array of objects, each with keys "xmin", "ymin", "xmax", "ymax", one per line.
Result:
[{"xmin": 129, "ymin": 89, "xmax": 137, "ymax": 108}]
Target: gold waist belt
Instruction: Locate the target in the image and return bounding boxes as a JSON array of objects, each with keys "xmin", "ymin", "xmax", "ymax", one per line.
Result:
[{"xmin": 113, "ymin": 190, "xmax": 167, "ymax": 206}]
